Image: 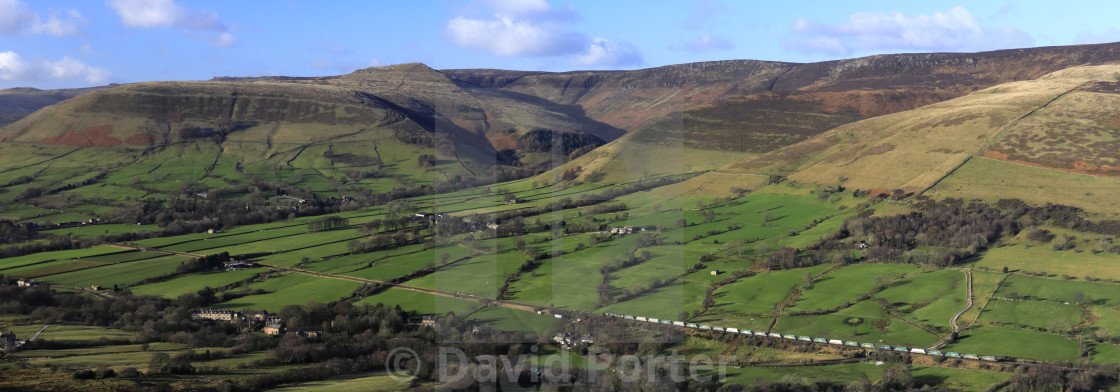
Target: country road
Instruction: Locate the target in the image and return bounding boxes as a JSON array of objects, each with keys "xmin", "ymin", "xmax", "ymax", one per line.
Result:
[
  {"xmin": 29, "ymin": 325, "xmax": 50, "ymax": 341},
  {"xmin": 950, "ymin": 269, "xmax": 973, "ymax": 334}
]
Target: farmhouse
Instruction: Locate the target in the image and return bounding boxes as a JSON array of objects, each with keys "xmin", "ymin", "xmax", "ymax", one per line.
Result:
[
  {"xmin": 421, "ymin": 316, "xmax": 438, "ymax": 326},
  {"xmin": 609, "ymin": 226, "xmax": 644, "ymax": 235},
  {"xmin": 710, "ymin": 270, "xmax": 719, "ymax": 276},
  {"xmin": 16, "ymin": 278, "xmax": 36, "ymax": 287},
  {"xmin": 223, "ymin": 260, "xmax": 258, "ymax": 271},
  {"xmin": 1, "ymin": 331, "xmax": 15, "ymax": 348}
]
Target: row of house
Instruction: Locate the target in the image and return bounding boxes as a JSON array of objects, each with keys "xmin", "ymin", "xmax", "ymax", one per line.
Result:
[
  {"xmin": 191, "ymin": 309, "xmax": 279, "ymax": 324},
  {"xmin": 190, "ymin": 309, "xmax": 325, "ymax": 338}
]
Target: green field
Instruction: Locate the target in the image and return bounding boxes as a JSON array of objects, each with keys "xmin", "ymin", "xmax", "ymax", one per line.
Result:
[
  {"xmin": 772, "ymin": 300, "xmax": 939, "ymax": 349},
  {"xmin": 793, "ymin": 264, "xmax": 918, "ymax": 312},
  {"xmin": 875, "ymin": 269, "xmax": 968, "ymax": 327},
  {"xmin": 269, "ymin": 372, "xmax": 414, "ymax": 392},
  {"xmin": 218, "ymin": 272, "xmax": 363, "ymax": 312},
  {"xmin": 466, "ymin": 306, "xmax": 561, "ymax": 333},
  {"xmin": 355, "ymin": 288, "xmax": 482, "ymax": 317},
  {"xmin": 712, "ymin": 266, "xmax": 830, "ymax": 316},
  {"xmin": 943, "ymin": 326, "xmax": 1081, "ymax": 362},
  {"xmin": 980, "ymin": 299, "xmax": 1083, "ymax": 331},
  {"xmin": 996, "ymin": 274, "xmax": 1120, "ymax": 305},
  {"xmin": 130, "ymin": 269, "xmax": 263, "ymax": 298}
]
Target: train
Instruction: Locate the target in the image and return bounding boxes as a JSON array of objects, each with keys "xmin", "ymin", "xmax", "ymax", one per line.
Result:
[{"xmin": 602, "ymin": 313, "xmax": 998, "ymax": 362}]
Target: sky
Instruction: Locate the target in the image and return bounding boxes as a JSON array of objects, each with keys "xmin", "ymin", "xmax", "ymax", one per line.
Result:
[{"xmin": 2, "ymin": 0, "xmax": 1120, "ymax": 89}]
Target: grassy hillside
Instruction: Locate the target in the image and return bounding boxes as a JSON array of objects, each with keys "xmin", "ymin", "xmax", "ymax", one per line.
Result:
[{"xmin": 706, "ymin": 65, "xmax": 1120, "ymax": 198}]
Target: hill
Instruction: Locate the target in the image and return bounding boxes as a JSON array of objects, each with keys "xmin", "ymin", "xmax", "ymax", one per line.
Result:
[
  {"xmin": 0, "ymin": 85, "xmax": 112, "ymax": 128},
  {"xmin": 454, "ymin": 42, "xmax": 1120, "ymax": 184}
]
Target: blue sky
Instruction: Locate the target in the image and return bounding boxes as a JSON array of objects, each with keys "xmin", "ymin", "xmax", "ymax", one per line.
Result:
[{"xmin": 2, "ymin": 0, "xmax": 1119, "ymax": 89}]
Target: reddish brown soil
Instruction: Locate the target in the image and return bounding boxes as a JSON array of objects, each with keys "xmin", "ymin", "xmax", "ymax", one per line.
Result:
[
  {"xmin": 42, "ymin": 125, "xmax": 121, "ymax": 146},
  {"xmin": 124, "ymin": 132, "xmax": 155, "ymax": 145}
]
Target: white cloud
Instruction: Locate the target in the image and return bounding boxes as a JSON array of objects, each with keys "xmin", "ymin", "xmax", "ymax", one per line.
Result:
[
  {"xmin": 0, "ymin": 51, "xmax": 29, "ymax": 81},
  {"xmin": 677, "ymin": 35, "xmax": 734, "ymax": 53},
  {"xmin": 446, "ymin": 15, "xmax": 585, "ymax": 56},
  {"xmin": 444, "ymin": 0, "xmax": 641, "ymax": 67},
  {"xmin": 573, "ymin": 38, "xmax": 643, "ymax": 67},
  {"xmin": 786, "ymin": 6, "xmax": 1032, "ymax": 55},
  {"xmin": 30, "ymin": 9, "xmax": 88, "ymax": 37},
  {"xmin": 109, "ymin": 0, "xmax": 235, "ymax": 47},
  {"xmin": 0, "ymin": 0, "xmax": 85, "ymax": 37},
  {"xmin": 0, "ymin": 51, "xmax": 110, "ymax": 84}
]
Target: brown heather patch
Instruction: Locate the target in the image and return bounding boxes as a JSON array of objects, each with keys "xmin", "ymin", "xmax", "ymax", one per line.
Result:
[
  {"xmin": 124, "ymin": 132, "xmax": 155, "ymax": 145},
  {"xmin": 42, "ymin": 125, "xmax": 120, "ymax": 146}
]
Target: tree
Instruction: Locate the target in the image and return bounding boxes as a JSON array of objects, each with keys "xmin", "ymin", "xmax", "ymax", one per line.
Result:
[
  {"xmin": 417, "ymin": 154, "xmax": 436, "ymax": 169},
  {"xmin": 702, "ymin": 287, "xmax": 715, "ymax": 309},
  {"xmin": 880, "ymin": 363, "xmax": 913, "ymax": 390}
]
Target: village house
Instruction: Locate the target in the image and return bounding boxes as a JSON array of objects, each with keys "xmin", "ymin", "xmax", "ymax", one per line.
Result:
[
  {"xmin": 421, "ymin": 316, "xmax": 438, "ymax": 326},
  {"xmin": 263, "ymin": 322, "xmax": 285, "ymax": 335},
  {"xmin": 244, "ymin": 310, "xmax": 273, "ymax": 322}
]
